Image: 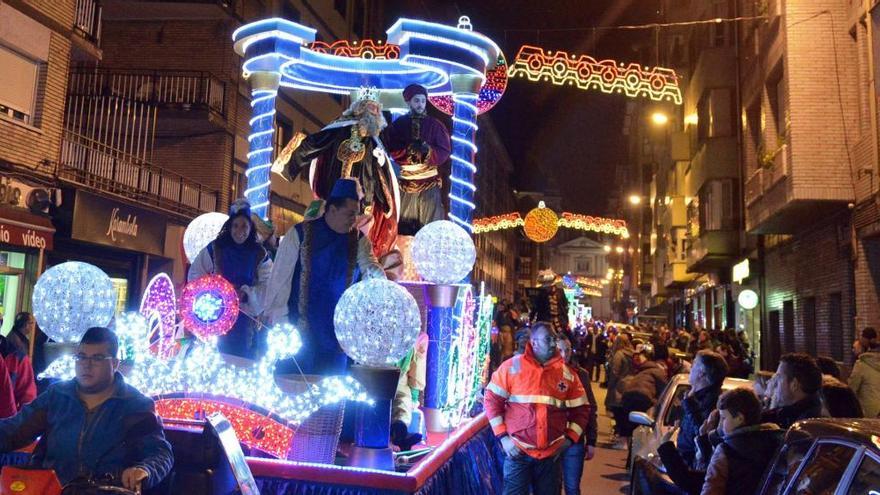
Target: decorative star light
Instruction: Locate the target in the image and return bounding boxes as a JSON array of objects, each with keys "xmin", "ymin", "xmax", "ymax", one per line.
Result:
[
  {"xmin": 183, "ymin": 212, "xmax": 228, "ymax": 263},
  {"xmin": 334, "ymin": 279, "xmax": 422, "ymax": 367},
  {"xmin": 179, "ymin": 275, "xmax": 240, "ymax": 340},
  {"xmin": 412, "ymin": 220, "xmax": 476, "ymax": 284},
  {"xmin": 41, "ymin": 313, "xmax": 372, "ymax": 459},
  {"xmin": 32, "ymin": 262, "xmax": 116, "ymax": 343}
]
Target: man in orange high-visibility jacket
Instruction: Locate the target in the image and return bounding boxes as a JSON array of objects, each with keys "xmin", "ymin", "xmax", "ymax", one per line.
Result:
[{"xmin": 485, "ymin": 322, "xmax": 592, "ymax": 495}]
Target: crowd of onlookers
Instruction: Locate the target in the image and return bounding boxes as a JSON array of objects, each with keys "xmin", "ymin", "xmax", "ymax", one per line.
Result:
[{"xmin": 487, "ymin": 301, "xmax": 880, "ymax": 495}]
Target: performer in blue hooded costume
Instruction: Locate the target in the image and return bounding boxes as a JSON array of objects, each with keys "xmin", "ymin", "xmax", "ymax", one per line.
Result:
[{"xmin": 264, "ymin": 178, "xmax": 385, "ymax": 375}]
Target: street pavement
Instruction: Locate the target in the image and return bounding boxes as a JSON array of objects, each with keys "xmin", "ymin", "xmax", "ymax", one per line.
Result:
[{"xmin": 580, "ymin": 378, "xmax": 629, "ymax": 494}]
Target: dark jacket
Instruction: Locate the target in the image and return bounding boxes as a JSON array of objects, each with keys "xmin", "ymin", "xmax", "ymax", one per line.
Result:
[
  {"xmin": 0, "ymin": 373, "xmax": 173, "ymax": 488},
  {"xmin": 700, "ymin": 424, "xmax": 784, "ymax": 495},
  {"xmin": 678, "ymin": 385, "xmax": 723, "ymax": 468},
  {"xmin": 604, "ymin": 348, "xmax": 633, "ymax": 408},
  {"xmin": 575, "ymin": 366, "xmax": 598, "ymax": 446},
  {"xmin": 761, "ymin": 394, "xmax": 826, "ymax": 430},
  {"xmin": 619, "ymin": 360, "xmax": 668, "ymax": 403}
]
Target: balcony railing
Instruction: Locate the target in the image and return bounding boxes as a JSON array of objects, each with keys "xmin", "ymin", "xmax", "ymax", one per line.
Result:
[
  {"xmin": 60, "ymin": 131, "xmax": 218, "ymax": 217},
  {"xmin": 68, "ymin": 68, "xmax": 226, "ymax": 117},
  {"xmin": 74, "ymin": 0, "xmax": 102, "ymax": 45}
]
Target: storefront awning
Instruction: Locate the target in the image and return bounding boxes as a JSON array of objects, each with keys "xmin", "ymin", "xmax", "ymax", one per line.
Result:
[{"xmin": 0, "ymin": 206, "xmax": 54, "ymax": 250}]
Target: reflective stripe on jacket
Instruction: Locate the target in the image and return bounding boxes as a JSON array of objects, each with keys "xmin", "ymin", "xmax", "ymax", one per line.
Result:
[{"xmin": 484, "ymin": 344, "xmax": 591, "ymax": 459}]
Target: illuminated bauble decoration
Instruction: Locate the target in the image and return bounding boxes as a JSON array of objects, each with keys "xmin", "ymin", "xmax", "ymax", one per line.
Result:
[
  {"xmin": 412, "ymin": 220, "xmax": 476, "ymax": 284},
  {"xmin": 179, "ymin": 275, "xmax": 240, "ymax": 340},
  {"xmin": 738, "ymin": 289, "xmax": 759, "ymax": 310},
  {"xmin": 32, "ymin": 262, "xmax": 116, "ymax": 343},
  {"xmin": 523, "ymin": 201, "xmax": 559, "ymax": 243},
  {"xmin": 430, "ymin": 53, "xmax": 508, "ymax": 115},
  {"xmin": 183, "ymin": 212, "xmax": 228, "ymax": 263},
  {"xmin": 333, "ymin": 279, "xmax": 421, "ymax": 367}
]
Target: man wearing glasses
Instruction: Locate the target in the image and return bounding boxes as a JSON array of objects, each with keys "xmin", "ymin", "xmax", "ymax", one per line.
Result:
[
  {"xmin": 484, "ymin": 322, "xmax": 592, "ymax": 495},
  {"xmin": 0, "ymin": 327, "xmax": 173, "ymax": 493}
]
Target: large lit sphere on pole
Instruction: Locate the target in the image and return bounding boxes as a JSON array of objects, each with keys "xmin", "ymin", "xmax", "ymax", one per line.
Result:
[
  {"xmin": 411, "ymin": 220, "xmax": 476, "ymax": 284},
  {"xmin": 32, "ymin": 262, "xmax": 116, "ymax": 342},
  {"xmin": 333, "ymin": 279, "xmax": 421, "ymax": 367},
  {"xmin": 523, "ymin": 202, "xmax": 559, "ymax": 243},
  {"xmin": 183, "ymin": 212, "xmax": 228, "ymax": 263}
]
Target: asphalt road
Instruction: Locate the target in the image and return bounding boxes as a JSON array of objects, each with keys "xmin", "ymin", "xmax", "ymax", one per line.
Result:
[{"xmin": 579, "ymin": 378, "xmax": 629, "ymax": 495}]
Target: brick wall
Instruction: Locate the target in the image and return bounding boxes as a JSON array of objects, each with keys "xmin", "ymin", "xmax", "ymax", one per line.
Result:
[
  {"xmin": 22, "ymin": 0, "xmax": 74, "ymax": 31},
  {"xmin": 763, "ymin": 212, "xmax": 855, "ymax": 365}
]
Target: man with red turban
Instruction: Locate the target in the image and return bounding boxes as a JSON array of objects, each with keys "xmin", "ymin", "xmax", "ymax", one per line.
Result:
[{"xmin": 383, "ymin": 84, "xmax": 452, "ymax": 235}]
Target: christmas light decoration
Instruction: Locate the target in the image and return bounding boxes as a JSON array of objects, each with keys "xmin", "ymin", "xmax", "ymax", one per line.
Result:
[
  {"xmin": 309, "ymin": 40, "xmax": 399, "ymax": 59},
  {"xmin": 179, "ymin": 275, "xmax": 240, "ymax": 340},
  {"xmin": 32, "ymin": 262, "xmax": 116, "ymax": 343},
  {"xmin": 246, "ymin": 88, "xmax": 277, "ymax": 218},
  {"xmin": 448, "ymin": 93, "xmax": 479, "ymax": 232},
  {"xmin": 430, "ymin": 53, "xmax": 508, "ymax": 115},
  {"xmin": 412, "ymin": 220, "xmax": 476, "ymax": 284},
  {"xmin": 523, "ymin": 201, "xmax": 559, "ymax": 243},
  {"xmin": 41, "ymin": 316, "xmax": 370, "ymax": 459},
  {"xmin": 140, "ymin": 273, "xmax": 179, "ymax": 359},
  {"xmin": 333, "ymin": 279, "xmax": 421, "ymax": 367},
  {"xmin": 183, "ymin": 212, "xmax": 228, "ymax": 263},
  {"xmin": 508, "ymin": 45, "xmax": 682, "ymax": 104},
  {"xmin": 558, "ymin": 212, "xmax": 629, "ymax": 237},
  {"xmin": 472, "ymin": 212, "xmax": 523, "ymax": 234}
]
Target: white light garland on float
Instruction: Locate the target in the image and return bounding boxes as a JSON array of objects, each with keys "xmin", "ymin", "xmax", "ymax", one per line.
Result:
[
  {"xmin": 41, "ymin": 313, "xmax": 372, "ymax": 426},
  {"xmin": 411, "ymin": 220, "xmax": 476, "ymax": 284},
  {"xmin": 333, "ymin": 279, "xmax": 422, "ymax": 367},
  {"xmin": 32, "ymin": 262, "xmax": 116, "ymax": 343},
  {"xmin": 183, "ymin": 212, "xmax": 229, "ymax": 263}
]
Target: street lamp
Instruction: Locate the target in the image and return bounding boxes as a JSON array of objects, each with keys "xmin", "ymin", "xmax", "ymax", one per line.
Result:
[
  {"xmin": 603, "ymin": 245, "xmax": 612, "ymax": 253},
  {"xmin": 615, "ymin": 246, "xmax": 624, "ymax": 254},
  {"xmin": 650, "ymin": 111, "xmax": 669, "ymax": 126},
  {"xmin": 628, "ymin": 194, "xmax": 642, "ymax": 205}
]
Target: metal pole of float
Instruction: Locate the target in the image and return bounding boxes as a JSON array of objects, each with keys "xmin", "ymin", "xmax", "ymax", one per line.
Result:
[{"xmin": 244, "ymin": 72, "xmax": 280, "ymax": 220}]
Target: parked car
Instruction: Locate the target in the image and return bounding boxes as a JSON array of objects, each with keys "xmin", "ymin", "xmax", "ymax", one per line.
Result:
[
  {"xmin": 628, "ymin": 373, "xmax": 755, "ymax": 473},
  {"xmin": 756, "ymin": 418, "xmax": 880, "ymax": 495}
]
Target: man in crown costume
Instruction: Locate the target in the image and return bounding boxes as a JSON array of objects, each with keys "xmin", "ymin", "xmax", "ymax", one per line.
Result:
[
  {"xmin": 273, "ymin": 88, "xmax": 400, "ymax": 257},
  {"xmin": 383, "ymin": 84, "xmax": 451, "ymax": 235}
]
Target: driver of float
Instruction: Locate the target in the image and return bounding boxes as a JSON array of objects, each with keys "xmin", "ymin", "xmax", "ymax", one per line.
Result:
[{"xmin": 0, "ymin": 327, "xmax": 173, "ymax": 492}]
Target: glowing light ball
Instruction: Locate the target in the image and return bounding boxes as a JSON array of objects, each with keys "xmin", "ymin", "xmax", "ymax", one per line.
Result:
[
  {"xmin": 523, "ymin": 202, "xmax": 559, "ymax": 243},
  {"xmin": 183, "ymin": 212, "xmax": 228, "ymax": 263},
  {"xmin": 412, "ymin": 220, "xmax": 476, "ymax": 284},
  {"xmin": 179, "ymin": 275, "xmax": 240, "ymax": 340},
  {"xmin": 738, "ymin": 289, "xmax": 759, "ymax": 310},
  {"xmin": 32, "ymin": 262, "xmax": 116, "ymax": 342},
  {"xmin": 333, "ymin": 279, "xmax": 421, "ymax": 367}
]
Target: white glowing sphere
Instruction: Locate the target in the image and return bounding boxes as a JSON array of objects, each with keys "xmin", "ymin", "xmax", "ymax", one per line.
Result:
[
  {"xmin": 32, "ymin": 262, "xmax": 116, "ymax": 343},
  {"xmin": 183, "ymin": 212, "xmax": 228, "ymax": 263},
  {"xmin": 412, "ymin": 220, "xmax": 476, "ymax": 284},
  {"xmin": 333, "ymin": 279, "xmax": 421, "ymax": 367}
]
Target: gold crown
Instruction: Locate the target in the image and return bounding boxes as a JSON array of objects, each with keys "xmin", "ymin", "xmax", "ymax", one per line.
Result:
[{"xmin": 355, "ymin": 86, "xmax": 380, "ymax": 102}]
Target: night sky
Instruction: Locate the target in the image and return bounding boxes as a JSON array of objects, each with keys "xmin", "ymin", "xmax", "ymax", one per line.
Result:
[{"xmin": 384, "ymin": 0, "xmax": 661, "ymax": 215}]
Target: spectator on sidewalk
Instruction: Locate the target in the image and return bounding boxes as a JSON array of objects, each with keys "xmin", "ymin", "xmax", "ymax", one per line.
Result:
[
  {"xmin": 484, "ymin": 323, "xmax": 591, "ymax": 495},
  {"xmin": 849, "ymin": 327, "xmax": 880, "ymax": 418},
  {"xmin": 762, "ymin": 353, "xmax": 826, "ymax": 429},
  {"xmin": 557, "ymin": 336, "xmax": 598, "ymax": 495},
  {"xmin": 604, "ymin": 333, "xmax": 633, "ymax": 444},
  {"xmin": 700, "ymin": 388, "xmax": 784, "ymax": 495}
]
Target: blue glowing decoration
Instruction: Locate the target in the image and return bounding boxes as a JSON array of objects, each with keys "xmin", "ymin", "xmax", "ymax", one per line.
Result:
[
  {"xmin": 449, "ymin": 94, "xmax": 479, "ymax": 232},
  {"xmin": 245, "ymin": 88, "xmax": 276, "ymax": 217},
  {"xmin": 193, "ymin": 293, "xmax": 223, "ymax": 323}
]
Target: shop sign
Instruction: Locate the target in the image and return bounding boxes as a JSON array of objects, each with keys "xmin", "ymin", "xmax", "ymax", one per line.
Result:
[
  {"xmin": 732, "ymin": 259, "xmax": 750, "ymax": 284},
  {"xmin": 72, "ymin": 192, "xmax": 165, "ymax": 256},
  {"xmin": 0, "ymin": 218, "xmax": 53, "ymax": 250}
]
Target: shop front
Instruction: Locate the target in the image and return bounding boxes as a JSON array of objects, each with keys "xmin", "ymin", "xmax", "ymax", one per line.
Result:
[
  {"xmin": 50, "ymin": 190, "xmax": 172, "ymax": 312},
  {"xmin": 0, "ymin": 205, "xmax": 54, "ymax": 333}
]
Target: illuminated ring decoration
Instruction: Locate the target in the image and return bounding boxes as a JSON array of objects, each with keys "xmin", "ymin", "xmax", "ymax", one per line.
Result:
[{"xmin": 179, "ymin": 275, "xmax": 240, "ymax": 340}]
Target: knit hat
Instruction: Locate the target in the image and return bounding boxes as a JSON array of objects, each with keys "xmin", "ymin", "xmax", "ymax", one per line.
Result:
[{"xmin": 228, "ymin": 198, "xmax": 251, "ymax": 218}]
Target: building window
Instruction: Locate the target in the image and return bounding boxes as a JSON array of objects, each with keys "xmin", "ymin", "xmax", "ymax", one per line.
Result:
[
  {"xmin": 231, "ymin": 165, "xmax": 246, "ymax": 200},
  {"xmin": 0, "ymin": 45, "xmax": 40, "ymax": 126},
  {"xmin": 828, "ymin": 293, "xmax": 843, "ymax": 361},
  {"xmin": 697, "ymin": 88, "xmax": 734, "ymax": 141},
  {"xmin": 275, "ymin": 117, "xmax": 294, "ymax": 157},
  {"xmin": 575, "ymin": 257, "xmax": 591, "ymax": 274},
  {"xmin": 802, "ymin": 296, "xmax": 816, "ymax": 356},
  {"xmin": 769, "ymin": 310, "xmax": 781, "ymax": 369},
  {"xmin": 783, "ymin": 300, "xmax": 795, "ymax": 353},
  {"xmin": 699, "ymin": 179, "xmax": 737, "ymax": 231}
]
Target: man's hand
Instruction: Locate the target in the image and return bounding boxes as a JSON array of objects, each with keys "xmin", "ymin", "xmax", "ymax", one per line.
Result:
[
  {"xmin": 660, "ymin": 425, "xmax": 679, "ymax": 446},
  {"xmin": 121, "ymin": 467, "xmax": 149, "ymax": 493},
  {"xmin": 500, "ymin": 436, "xmax": 522, "ymax": 458},
  {"xmin": 700, "ymin": 409, "xmax": 720, "ymax": 436},
  {"xmin": 585, "ymin": 445, "xmax": 596, "ymax": 461}
]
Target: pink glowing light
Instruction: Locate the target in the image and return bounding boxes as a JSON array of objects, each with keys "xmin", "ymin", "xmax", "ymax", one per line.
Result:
[
  {"xmin": 140, "ymin": 273, "xmax": 180, "ymax": 359},
  {"xmin": 179, "ymin": 275, "xmax": 240, "ymax": 340}
]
